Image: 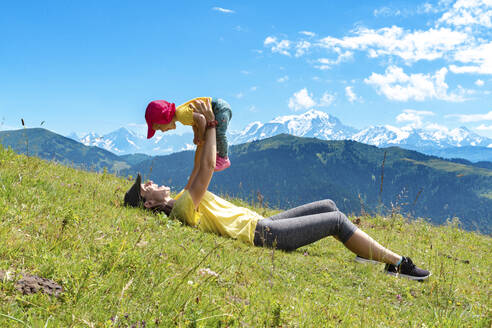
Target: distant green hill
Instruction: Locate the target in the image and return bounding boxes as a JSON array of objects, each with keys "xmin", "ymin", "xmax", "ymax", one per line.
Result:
[
  {"xmin": 127, "ymin": 134, "xmax": 492, "ymax": 234},
  {"xmin": 0, "ymin": 128, "xmax": 133, "ymax": 173}
]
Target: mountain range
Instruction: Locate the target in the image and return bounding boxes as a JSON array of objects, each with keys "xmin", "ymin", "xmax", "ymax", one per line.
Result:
[{"xmin": 67, "ymin": 110, "xmax": 492, "ymax": 162}]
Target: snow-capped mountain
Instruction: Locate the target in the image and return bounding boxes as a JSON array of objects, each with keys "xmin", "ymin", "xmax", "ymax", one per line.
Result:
[
  {"xmin": 77, "ymin": 128, "xmax": 139, "ymax": 154},
  {"xmin": 67, "ymin": 110, "xmax": 492, "ymax": 162},
  {"xmin": 352, "ymin": 125, "xmax": 492, "ymax": 148},
  {"xmin": 230, "ymin": 109, "xmax": 358, "ymax": 144},
  {"xmin": 71, "ymin": 127, "xmax": 194, "ymax": 155}
]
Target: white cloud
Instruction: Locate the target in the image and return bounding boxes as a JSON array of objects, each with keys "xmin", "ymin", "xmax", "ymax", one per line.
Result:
[
  {"xmin": 417, "ymin": 2, "xmax": 440, "ymax": 14},
  {"xmin": 262, "ymin": 0, "xmax": 492, "ymax": 103},
  {"xmin": 263, "ymin": 0, "xmax": 491, "ymax": 83},
  {"xmin": 277, "ymin": 75, "xmax": 289, "ymax": 83},
  {"xmin": 264, "ymin": 36, "xmax": 277, "ymax": 45},
  {"xmin": 476, "ymin": 124, "xmax": 492, "ymax": 130},
  {"xmin": 424, "ymin": 122, "xmax": 450, "ymax": 131},
  {"xmin": 264, "ymin": 36, "xmax": 291, "ymax": 56},
  {"xmin": 396, "ymin": 109, "xmax": 435, "ymax": 128},
  {"xmin": 182, "ymin": 144, "xmax": 196, "ymax": 151},
  {"xmin": 475, "ymin": 79, "xmax": 485, "ymax": 86},
  {"xmin": 212, "ymin": 7, "xmax": 235, "ymax": 14},
  {"xmin": 446, "ymin": 110, "xmax": 492, "ymax": 122},
  {"xmin": 450, "ymin": 41, "xmax": 492, "ymax": 74},
  {"xmin": 438, "ymin": 0, "xmax": 492, "ymax": 28},
  {"xmin": 319, "ymin": 92, "xmax": 335, "ymax": 107},
  {"xmin": 315, "ymin": 50, "xmax": 353, "ymax": 70},
  {"xmin": 318, "ymin": 26, "xmax": 469, "ymax": 63},
  {"xmin": 299, "ymin": 31, "xmax": 316, "ymax": 37},
  {"xmin": 273, "ymin": 40, "xmax": 291, "ymax": 56},
  {"xmin": 364, "ymin": 65, "xmax": 468, "ymax": 102},
  {"xmin": 250, "ymin": 86, "xmax": 257, "ymax": 91},
  {"xmin": 249, "ymin": 105, "xmax": 257, "ymax": 112},
  {"xmin": 240, "ymin": 70, "xmax": 251, "ymax": 75},
  {"xmin": 295, "ymin": 41, "xmax": 312, "ymax": 57},
  {"xmin": 345, "ymin": 86, "xmax": 358, "ymax": 103},
  {"xmin": 374, "ymin": 7, "xmax": 401, "ymax": 17},
  {"xmin": 288, "ymin": 88, "xmax": 316, "ymax": 111},
  {"xmin": 236, "ymin": 92, "xmax": 244, "ymax": 99}
]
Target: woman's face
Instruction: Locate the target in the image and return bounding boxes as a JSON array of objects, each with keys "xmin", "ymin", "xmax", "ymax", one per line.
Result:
[{"xmin": 140, "ymin": 181, "xmax": 171, "ymax": 208}]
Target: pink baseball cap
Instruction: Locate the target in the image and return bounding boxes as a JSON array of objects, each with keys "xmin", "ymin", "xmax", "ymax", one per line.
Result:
[{"xmin": 145, "ymin": 100, "xmax": 176, "ymax": 139}]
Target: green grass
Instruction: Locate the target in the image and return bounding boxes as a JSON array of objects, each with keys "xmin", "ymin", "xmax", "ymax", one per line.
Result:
[{"xmin": 0, "ymin": 146, "xmax": 491, "ymax": 327}]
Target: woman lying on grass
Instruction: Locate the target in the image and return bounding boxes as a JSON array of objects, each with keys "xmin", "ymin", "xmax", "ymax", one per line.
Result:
[{"xmin": 124, "ymin": 100, "xmax": 430, "ymax": 281}]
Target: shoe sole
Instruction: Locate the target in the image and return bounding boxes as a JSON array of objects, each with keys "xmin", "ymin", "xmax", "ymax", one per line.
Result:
[
  {"xmin": 385, "ymin": 271, "xmax": 431, "ymax": 281},
  {"xmin": 355, "ymin": 256, "xmax": 380, "ymax": 265},
  {"xmin": 214, "ymin": 163, "xmax": 231, "ymax": 172}
]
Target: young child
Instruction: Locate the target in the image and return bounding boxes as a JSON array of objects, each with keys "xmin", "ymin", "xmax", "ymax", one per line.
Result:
[{"xmin": 145, "ymin": 97, "xmax": 232, "ymax": 172}]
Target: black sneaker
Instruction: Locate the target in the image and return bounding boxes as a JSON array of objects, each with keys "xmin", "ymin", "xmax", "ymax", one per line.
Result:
[{"xmin": 384, "ymin": 257, "xmax": 431, "ymax": 281}]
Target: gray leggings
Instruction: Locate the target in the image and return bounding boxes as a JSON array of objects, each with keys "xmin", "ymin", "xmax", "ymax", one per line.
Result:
[{"xmin": 253, "ymin": 200, "xmax": 358, "ymax": 251}]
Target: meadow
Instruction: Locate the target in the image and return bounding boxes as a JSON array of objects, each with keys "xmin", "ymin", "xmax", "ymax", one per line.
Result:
[{"xmin": 0, "ymin": 146, "xmax": 490, "ymax": 327}]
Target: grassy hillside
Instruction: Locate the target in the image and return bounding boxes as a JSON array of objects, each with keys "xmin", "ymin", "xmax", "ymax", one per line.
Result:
[{"xmin": 0, "ymin": 146, "xmax": 490, "ymax": 327}]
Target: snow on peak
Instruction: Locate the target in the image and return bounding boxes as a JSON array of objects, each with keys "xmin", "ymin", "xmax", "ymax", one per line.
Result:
[
  {"xmin": 271, "ymin": 109, "xmax": 331, "ymax": 124},
  {"xmin": 230, "ymin": 110, "xmax": 356, "ymax": 144}
]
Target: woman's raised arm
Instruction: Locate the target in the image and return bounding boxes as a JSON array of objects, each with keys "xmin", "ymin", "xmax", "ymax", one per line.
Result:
[
  {"xmin": 184, "ymin": 144, "xmax": 203, "ymax": 190},
  {"xmin": 187, "ymin": 100, "xmax": 216, "ymax": 208}
]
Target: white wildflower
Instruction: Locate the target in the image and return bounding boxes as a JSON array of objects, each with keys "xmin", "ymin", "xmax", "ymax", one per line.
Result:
[{"xmin": 198, "ymin": 268, "xmax": 219, "ymax": 277}]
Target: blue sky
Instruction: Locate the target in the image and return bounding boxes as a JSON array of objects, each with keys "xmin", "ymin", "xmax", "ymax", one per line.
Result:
[{"xmin": 1, "ymin": 0, "xmax": 491, "ymax": 138}]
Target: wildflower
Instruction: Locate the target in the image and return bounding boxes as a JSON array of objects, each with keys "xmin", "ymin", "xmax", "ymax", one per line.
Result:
[
  {"xmin": 396, "ymin": 294, "xmax": 402, "ymax": 301},
  {"xmin": 198, "ymin": 268, "xmax": 219, "ymax": 277},
  {"xmin": 187, "ymin": 280, "xmax": 193, "ymax": 285},
  {"xmin": 136, "ymin": 240, "xmax": 148, "ymax": 248}
]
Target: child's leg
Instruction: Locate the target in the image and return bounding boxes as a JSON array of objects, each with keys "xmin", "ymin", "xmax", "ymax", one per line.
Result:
[{"xmin": 212, "ymin": 98, "xmax": 232, "ymax": 158}]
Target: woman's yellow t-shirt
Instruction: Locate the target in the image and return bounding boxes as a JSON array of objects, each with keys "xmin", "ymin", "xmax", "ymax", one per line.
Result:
[
  {"xmin": 175, "ymin": 97, "xmax": 212, "ymax": 126},
  {"xmin": 169, "ymin": 189, "xmax": 263, "ymax": 245}
]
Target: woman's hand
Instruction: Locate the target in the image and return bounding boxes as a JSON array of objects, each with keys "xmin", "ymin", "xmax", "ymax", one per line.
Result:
[{"xmin": 190, "ymin": 99, "xmax": 214, "ymax": 122}]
